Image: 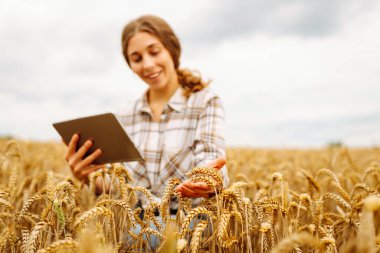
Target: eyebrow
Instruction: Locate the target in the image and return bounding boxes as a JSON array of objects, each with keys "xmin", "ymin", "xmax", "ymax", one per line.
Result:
[{"xmin": 129, "ymin": 43, "xmax": 161, "ymax": 58}]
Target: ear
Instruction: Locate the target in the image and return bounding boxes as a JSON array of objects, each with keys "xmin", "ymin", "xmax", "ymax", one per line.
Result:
[{"xmin": 205, "ymin": 157, "xmax": 227, "ymax": 170}]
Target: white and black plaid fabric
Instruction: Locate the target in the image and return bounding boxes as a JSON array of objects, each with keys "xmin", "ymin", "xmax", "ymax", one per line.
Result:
[{"xmin": 116, "ymin": 86, "xmax": 229, "ymax": 203}]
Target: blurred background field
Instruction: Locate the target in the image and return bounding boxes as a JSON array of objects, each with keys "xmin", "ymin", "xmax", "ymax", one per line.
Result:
[{"xmin": 1, "ymin": 139, "xmax": 379, "ymax": 252}]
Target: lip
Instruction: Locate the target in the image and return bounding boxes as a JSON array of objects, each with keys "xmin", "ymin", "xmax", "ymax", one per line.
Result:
[{"xmin": 144, "ymin": 71, "xmax": 161, "ymax": 80}]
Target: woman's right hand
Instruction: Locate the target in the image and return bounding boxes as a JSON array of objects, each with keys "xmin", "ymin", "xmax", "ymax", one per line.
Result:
[{"xmin": 64, "ymin": 133, "xmax": 104, "ymax": 182}]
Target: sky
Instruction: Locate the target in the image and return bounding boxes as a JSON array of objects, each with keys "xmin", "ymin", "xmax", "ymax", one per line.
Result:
[{"xmin": 1, "ymin": 0, "xmax": 380, "ymax": 148}]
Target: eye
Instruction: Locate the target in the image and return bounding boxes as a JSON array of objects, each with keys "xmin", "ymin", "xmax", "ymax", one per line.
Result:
[
  {"xmin": 150, "ymin": 47, "xmax": 161, "ymax": 56},
  {"xmin": 130, "ymin": 54, "xmax": 141, "ymax": 63}
]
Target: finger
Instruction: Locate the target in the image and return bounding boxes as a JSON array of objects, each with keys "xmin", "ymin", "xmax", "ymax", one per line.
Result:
[
  {"xmin": 177, "ymin": 181, "xmax": 208, "ymax": 191},
  {"xmin": 64, "ymin": 134, "xmax": 79, "ymax": 161},
  {"xmin": 178, "ymin": 181, "xmax": 213, "ymax": 196},
  {"xmin": 83, "ymin": 164, "xmax": 104, "ymax": 174},
  {"xmin": 175, "ymin": 180, "xmax": 190, "ymax": 191},
  {"xmin": 77, "ymin": 149, "xmax": 102, "ymax": 168},
  {"xmin": 78, "ymin": 164, "xmax": 104, "ymax": 180},
  {"xmin": 73, "ymin": 163, "xmax": 103, "ymax": 180},
  {"xmin": 181, "ymin": 182, "xmax": 212, "ymax": 197},
  {"xmin": 205, "ymin": 157, "xmax": 227, "ymax": 170},
  {"xmin": 70, "ymin": 139, "xmax": 93, "ymax": 165},
  {"xmin": 175, "ymin": 185, "xmax": 182, "ymax": 193},
  {"xmin": 73, "ymin": 148, "xmax": 104, "ymax": 174},
  {"xmin": 184, "ymin": 181, "xmax": 210, "ymax": 191},
  {"xmin": 178, "ymin": 185, "xmax": 206, "ymax": 198}
]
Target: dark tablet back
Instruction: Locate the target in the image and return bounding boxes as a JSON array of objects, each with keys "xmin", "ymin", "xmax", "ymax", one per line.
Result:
[{"xmin": 53, "ymin": 113, "xmax": 143, "ymax": 164}]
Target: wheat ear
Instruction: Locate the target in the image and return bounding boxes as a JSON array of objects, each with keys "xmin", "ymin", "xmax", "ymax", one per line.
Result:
[
  {"xmin": 180, "ymin": 207, "xmax": 212, "ymax": 238},
  {"xmin": 21, "ymin": 229, "xmax": 29, "ymax": 253},
  {"xmin": 189, "ymin": 220, "xmax": 208, "ymax": 253},
  {"xmin": 0, "ymin": 198, "xmax": 14, "ymax": 212},
  {"xmin": 138, "ymin": 227, "xmax": 164, "ymax": 242},
  {"xmin": 177, "ymin": 239, "xmax": 188, "ymax": 253},
  {"xmin": 187, "ymin": 167, "xmax": 223, "ymax": 186},
  {"xmin": 0, "ymin": 225, "xmax": 17, "ymax": 250},
  {"xmin": 26, "ymin": 221, "xmax": 50, "ymax": 253},
  {"xmin": 134, "ymin": 186, "xmax": 154, "ymax": 203},
  {"xmin": 73, "ymin": 207, "xmax": 114, "ymax": 228},
  {"xmin": 96, "ymin": 199, "xmax": 136, "ymax": 227},
  {"xmin": 323, "ymin": 192, "xmax": 351, "ymax": 211},
  {"xmin": 272, "ymin": 232, "xmax": 322, "ymax": 253},
  {"xmin": 315, "ymin": 168, "xmax": 340, "ymax": 184},
  {"xmin": 144, "ymin": 201, "xmax": 162, "ymax": 231},
  {"xmin": 300, "ymin": 169, "xmax": 320, "ymax": 195},
  {"xmin": 221, "ymin": 188, "xmax": 245, "ymax": 217},
  {"xmin": 217, "ymin": 209, "xmax": 231, "ymax": 244},
  {"xmin": 114, "ymin": 164, "xmax": 135, "ymax": 183},
  {"xmin": 37, "ymin": 239, "xmax": 79, "ymax": 253},
  {"xmin": 160, "ymin": 178, "xmax": 180, "ymax": 222},
  {"xmin": 17, "ymin": 195, "xmax": 46, "ymax": 223}
]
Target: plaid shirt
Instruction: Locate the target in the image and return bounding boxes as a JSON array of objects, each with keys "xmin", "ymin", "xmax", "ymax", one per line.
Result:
[{"xmin": 116, "ymin": 86, "xmax": 229, "ymax": 202}]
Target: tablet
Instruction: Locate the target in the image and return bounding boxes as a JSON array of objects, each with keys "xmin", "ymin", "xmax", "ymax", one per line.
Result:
[{"xmin": 53, "ymin": 113, "xmax": 143, "ymax": 164}]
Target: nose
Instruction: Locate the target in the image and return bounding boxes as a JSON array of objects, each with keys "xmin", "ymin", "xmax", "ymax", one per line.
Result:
[{"xmin": 142, "ymin": 55, "xmax": 154, "ymax": 71}]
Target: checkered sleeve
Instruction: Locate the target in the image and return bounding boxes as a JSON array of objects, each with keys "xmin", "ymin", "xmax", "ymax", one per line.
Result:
[{"xmin": 193, "ymin": 95, "xmax": 230, "ymax": 187}]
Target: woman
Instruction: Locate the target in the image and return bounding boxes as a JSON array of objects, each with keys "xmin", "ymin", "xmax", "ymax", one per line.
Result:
[{"xmin": 64, "ymin": 15, "xmax": 229, "ymax": 205}]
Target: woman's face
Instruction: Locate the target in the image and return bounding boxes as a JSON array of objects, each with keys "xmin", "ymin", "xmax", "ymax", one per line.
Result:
[{"xmin": 127, "ymin": 32, "xmax": 178, "ymax": 92}]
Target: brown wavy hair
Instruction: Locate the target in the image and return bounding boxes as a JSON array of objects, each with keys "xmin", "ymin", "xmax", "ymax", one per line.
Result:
[{"xmin": 121, "ymin": 15, "xmax": 209, "ymax": 96}]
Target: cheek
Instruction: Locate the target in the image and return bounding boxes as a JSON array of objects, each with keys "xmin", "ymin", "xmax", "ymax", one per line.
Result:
[
  {"xmin": 162, "ymin": 56, "xmax": 175, "ymax": 72},
  {"xmin": 130, "ymin": 64, "xmax": 141, "ymax": 75}
]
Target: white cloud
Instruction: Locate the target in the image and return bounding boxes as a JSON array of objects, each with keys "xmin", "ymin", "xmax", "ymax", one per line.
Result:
[
  {"xmin": 1, "ymin": 0, "xmax": 380, "ymax": 147},
  {"xmin": 182, "ymin": 2, "xmax": 380, "ymax": 147}
]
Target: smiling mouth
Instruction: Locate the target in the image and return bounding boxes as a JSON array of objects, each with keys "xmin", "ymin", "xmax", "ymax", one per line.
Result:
[{"xmin": 145, "ymin": 71, "xmax": 161, "ymax": 79}]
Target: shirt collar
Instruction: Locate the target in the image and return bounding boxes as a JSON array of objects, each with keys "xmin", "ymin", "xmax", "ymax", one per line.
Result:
[
  {"xmin": 167, "ymin": 87, "xmax": 187, "ymax": 112},
  {"xmin": 138, "ymin": 90, "xmax": 151, "ymax": 115},
  {"xmin": 137, "ymin": 87, "xmax": 187, "ymax": 115}
]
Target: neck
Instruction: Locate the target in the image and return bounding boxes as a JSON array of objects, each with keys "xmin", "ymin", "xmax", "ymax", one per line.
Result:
[
  {"xmin": 147, "ymin": 78, "xmax": 180, "ymax": 122},
  {"xmin": 148, "ymin": 77, "xmax": 179, "ymax": 105}
]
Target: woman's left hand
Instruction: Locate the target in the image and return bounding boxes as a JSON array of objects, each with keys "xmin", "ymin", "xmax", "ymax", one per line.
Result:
[{"xmin": 175, "ymin": 158, "xmax": 226, "ymax": 198}]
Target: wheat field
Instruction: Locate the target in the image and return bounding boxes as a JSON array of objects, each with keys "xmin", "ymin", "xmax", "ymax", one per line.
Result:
[{"xmin": 0, "ymin": 139, "xmax": 379, "ymax": 252}]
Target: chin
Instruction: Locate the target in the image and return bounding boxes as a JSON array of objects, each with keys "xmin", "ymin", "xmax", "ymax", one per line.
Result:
[{"xmin": 149, "ymin": 81, "xmax": 168, "ymax": 91}]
